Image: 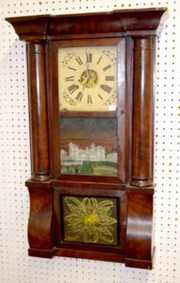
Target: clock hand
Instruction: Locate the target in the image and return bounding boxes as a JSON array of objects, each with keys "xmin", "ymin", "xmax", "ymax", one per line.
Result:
[
  {"xmin": 81, "ymin": 50, "xmax": 89, "ymax": 90},
  {"xmin": 85, "ymin": 50, "xmax": 90, "ymax": 79}
]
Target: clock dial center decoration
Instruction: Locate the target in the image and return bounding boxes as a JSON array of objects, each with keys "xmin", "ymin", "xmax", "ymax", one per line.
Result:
[
  {"xmin": 79, "ymin": 69, "xmax": 98, "ymax": 89},
  {"xmin": 58, "ymin": 46, "xmax": 117, "ymax": 111}
]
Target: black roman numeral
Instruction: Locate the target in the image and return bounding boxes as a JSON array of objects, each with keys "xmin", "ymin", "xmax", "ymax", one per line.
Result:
[
  {"xmin": 100, "ymin": 84, "xmax": 112, "ymax": 94},
  {"xmin": 68, "ymin": 66, "xmax": 77, "ymax": 71},
  {"xmin": 105, "ymin": 76, "xmax": 115, "ymax": 81},
  {"xmin": 87, "ymin": 95, "xmax": 93, "ymax": 104},
  {"xmin": 68, "ymin": 84, "xmax": 79, "ymax": 94},
  {"xmin": 103, "ymin": 65, "xmax": 111, "ymax": 71},
  {"xmin": 76, "ymin": 92, "xmax": 83, "ymax": 101},
  {"xmin": 97, "ymin": 56, "xmax": 102, "ymax": 65},
  {"xmin": 86, "ymin": 53, "xmax": 92, "ymax": 63},
  {"xmin": 65, "ymin": 76, "xmax": 74, "ymax": 82},
  {"xmin": 75, "ymin": 56, "xmax": 83, "ymax": 65},
  {"xmin": 98, "ymin": 94, "xmax": 103, "ymax": 100}
]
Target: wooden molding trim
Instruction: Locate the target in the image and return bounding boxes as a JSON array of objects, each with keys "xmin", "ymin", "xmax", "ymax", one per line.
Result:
[{"xmin": 6, "ymin": 8, "xmax": 167, "ymax": 40}]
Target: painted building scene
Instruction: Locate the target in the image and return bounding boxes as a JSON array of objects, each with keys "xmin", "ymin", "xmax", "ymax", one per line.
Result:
[{"xmin": 61, "ymin": 142, "xmax": 118, "ymax": 176}]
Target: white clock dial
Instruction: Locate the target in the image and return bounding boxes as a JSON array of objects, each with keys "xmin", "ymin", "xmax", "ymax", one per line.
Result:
[{"xmin": 58, "ymin": 46, "xmax": 117, "ymax": 111}]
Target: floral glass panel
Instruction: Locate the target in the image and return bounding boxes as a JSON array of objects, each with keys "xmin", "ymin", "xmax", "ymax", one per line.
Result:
[
  {"xmin": 60, "ymin": 117, "xmax": 118, "ymax": 176},
  {"xmin": 62, "ymin": 196, "xmax": 118, "ymax": 245}
]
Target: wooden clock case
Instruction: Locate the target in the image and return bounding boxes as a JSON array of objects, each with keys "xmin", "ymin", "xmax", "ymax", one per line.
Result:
[{"xmin": 6, "ymin": 8, "xmax": 166, "ymax": 269}]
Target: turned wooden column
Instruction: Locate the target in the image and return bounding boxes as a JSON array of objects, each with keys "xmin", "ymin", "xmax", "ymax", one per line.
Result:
[
  {"xmin": 27, "ymin": 42, "xmax": 50, "ymax": 181},
  {"xmin": 131, "ymin": 37, "xmax": 155, "ymax": 187},
  {"xmin": 26, "ymin": 42, "xmax": 54, "ymax": 256}
]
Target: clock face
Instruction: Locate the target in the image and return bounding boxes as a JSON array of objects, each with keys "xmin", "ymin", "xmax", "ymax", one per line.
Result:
[{"xmin": 58, "ymin": 46, "xmax": 117, "ymax": 111}]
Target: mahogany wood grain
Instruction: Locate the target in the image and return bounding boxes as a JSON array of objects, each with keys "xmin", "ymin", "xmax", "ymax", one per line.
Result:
[
  {"xmin": 26, "ymin": 180, "xmax": 54, "ymax": 255},
  {"xmin": 6, "ymin": 8, "xmax": 166, "ymax": 40},
  {"xmin": 6, "ymin": 8, "xmax": 167, "ymax": 269},
  {"xmin": 27, "ymin": 43, "xmax": 50, "ymax": 180},
  {"xmin": 131, "ymin": 37, "xmax": 154, "ymax": 187},
  {"xmin": 125, "ymin": 188, "xmax": 153, "ymax": 269}
]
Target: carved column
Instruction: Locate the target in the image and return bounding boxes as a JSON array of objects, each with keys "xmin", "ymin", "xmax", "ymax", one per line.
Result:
[
  {"xmin": 26, "ymin": 42, "xmax": 54, "ymax": 257},
  {"xmin": 27, "ymin": 42, "xmax": 50, "ymax": 181},
  {"xmin": 125, "ymin": 37, "xmax": 155, "ymax": 268},
  {"xmin": 131, "ymin": 37, "xmax": 155, "ymax": 187}
]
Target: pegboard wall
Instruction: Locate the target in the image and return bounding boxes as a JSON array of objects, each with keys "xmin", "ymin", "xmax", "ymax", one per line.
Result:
[{"xmin": 0, "ymin": 0, "xmax": 180, "ymax": 282}]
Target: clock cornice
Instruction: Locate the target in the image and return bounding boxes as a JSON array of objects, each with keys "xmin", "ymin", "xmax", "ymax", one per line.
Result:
[{"xmin": 6, "ymin": 8, "xmax": 167, "ymax": 41}]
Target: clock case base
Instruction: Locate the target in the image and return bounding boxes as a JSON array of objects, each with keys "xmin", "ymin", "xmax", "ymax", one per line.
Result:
[
  {"xmin": 26, "ymin": 179, "xmax": 153, "ymax": 269},
  {"xmin": 28, "ymin": 250, "xmax": 152, "ymax": 270},
  {"xmin": 6, "ymin": 8, "xmax": 166, "ymax": 269}
]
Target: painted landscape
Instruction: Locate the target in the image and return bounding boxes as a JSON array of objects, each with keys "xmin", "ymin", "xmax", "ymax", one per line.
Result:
[
  {"xmin": 60, "ymin": 117, "xmax": 118, "ymax": 176},
  {"xmin": 61, "ymin": 143, "xmax": 118, "ymax": 176}
]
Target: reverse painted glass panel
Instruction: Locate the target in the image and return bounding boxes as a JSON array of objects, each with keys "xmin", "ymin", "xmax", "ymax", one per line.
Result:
[
  {"xmin": 62, "ymin": 196, "xmax": 118, "ymax": 245},
  {"xmin": 60, "ymin": 117, "xmax": 118, "ymax": 176}
]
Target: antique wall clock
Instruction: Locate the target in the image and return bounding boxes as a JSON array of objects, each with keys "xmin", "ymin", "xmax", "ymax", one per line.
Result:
[{"xmin": 6, "ymin": 8, "xmax": 166, "ymax": 269}]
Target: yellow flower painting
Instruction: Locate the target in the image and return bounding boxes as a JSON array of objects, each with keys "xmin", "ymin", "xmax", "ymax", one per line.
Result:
[{"xmin": 63, "ymin": 196, "xmax": 118, "ymax": 245}]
